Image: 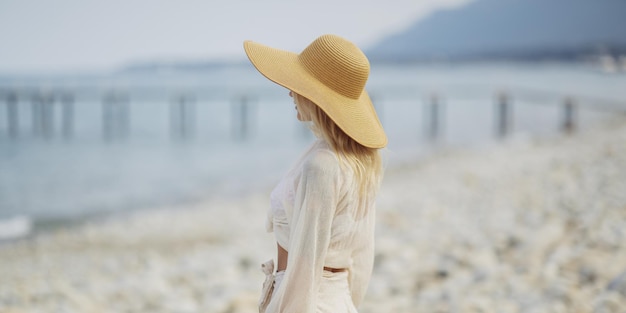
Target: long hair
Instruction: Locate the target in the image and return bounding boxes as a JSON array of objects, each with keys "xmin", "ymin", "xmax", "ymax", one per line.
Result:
[{"xmin": 294, "ymin": 93, "xmax": 383, "ymax": 200}]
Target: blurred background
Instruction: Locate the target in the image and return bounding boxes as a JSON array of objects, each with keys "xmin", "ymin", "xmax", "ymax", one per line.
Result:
[
  {"xmin": 1, "ymin": 0, "xmax": 626, "ymax": 312},
  {"xmin": 1, "ymin": 0, "xmax": 625, "ymax": 234}
]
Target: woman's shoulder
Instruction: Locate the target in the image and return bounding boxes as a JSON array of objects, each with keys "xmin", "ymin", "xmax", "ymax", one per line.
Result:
[{"xmin": 302, "ymin": 140, "xmax": 340, "ymax": 175}]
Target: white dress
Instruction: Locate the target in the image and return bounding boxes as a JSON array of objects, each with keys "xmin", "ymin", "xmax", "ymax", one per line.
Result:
[{"xmin": 265, "ymin": 139, "xmax": 377, "ymax": 313}]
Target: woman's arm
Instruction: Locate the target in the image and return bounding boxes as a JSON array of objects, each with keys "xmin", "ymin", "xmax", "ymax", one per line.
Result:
[
  {"xmin": 348, "ymin": 221, "xmax": 375, "ymax": 307},
  {"xmin": 269, "ymin": 150, "xmax": 339, "ymax": 313}
]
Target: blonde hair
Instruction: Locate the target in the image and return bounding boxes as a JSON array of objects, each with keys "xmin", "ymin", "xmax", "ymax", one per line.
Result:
[{"xmin": 294, "ymin": 93, "xmax": 383, "ymax": 199}]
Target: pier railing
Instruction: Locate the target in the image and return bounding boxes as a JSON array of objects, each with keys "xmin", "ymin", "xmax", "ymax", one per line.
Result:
[{"xmin": 1, "ymin": 86, "xmax": 625, "ymax": 144}]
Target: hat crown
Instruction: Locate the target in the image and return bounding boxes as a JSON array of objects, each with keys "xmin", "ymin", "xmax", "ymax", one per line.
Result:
[{"xmin": 298, "ymin": 34, "xmax": 370, "ymax": 100}]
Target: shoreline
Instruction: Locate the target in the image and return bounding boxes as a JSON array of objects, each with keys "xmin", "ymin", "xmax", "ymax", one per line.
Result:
[{"xmin": 1, "ymin": 115, "xmax": 626, "ymax": 312}]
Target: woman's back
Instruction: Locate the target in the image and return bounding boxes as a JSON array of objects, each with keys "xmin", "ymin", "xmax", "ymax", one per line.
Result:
[{"xmin": 266, "ymin": 140, "xmax": 376, "ymax": 312}]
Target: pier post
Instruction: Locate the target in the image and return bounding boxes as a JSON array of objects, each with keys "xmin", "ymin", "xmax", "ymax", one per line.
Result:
[
  {"xmin": 61, "ymin": 93, "xmax": 74, "ymax": 139},
  {"xmin": 496, "ymin": 92, "xmax": 511, "ymax": 138},
  {"xmin": 170, "ymin": 95, "xmax": 196, "ymax": 141},
  {"xmin": 426, "ymin": 93, "xmax": 441, "ymax": 142},
  {"xmin": 41, "ymin": 94, "xmax": 54, "ymax": 140},
  {"xmin": 119, "ymin": 94, "xmax": 130, "ymax": 139},
  {"xmin": 562, "ymin": 97, "xmax": 577, "ymax": 134},
  {"xmin": 103, "ymin": 94, "xmax": 113, "ymax": 141},
  {"xmin": 232, "ymin": 95, "xmax": 251, "ymax": 141},
  {"xmin": 6, "ymin": 92, "xmax": 18, "ymax": 139},
  {"xmin": 102, "ymin": 92, "xmax": 130, "ymax": 142},
  {"xmin": 31, "ymin": 94, "xmax": 44, "ymax": 138}
]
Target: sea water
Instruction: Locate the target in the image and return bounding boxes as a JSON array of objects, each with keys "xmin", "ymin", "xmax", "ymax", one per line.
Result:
[{"xmin": 0, "ymin": 62, "xmax": 624, "ymax": 239}]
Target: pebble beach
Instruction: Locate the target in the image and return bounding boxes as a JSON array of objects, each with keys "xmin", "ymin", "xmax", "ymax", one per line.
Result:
[{"xmin": 1, "ymin": 116, "xmax": 626, "ymax": 313}]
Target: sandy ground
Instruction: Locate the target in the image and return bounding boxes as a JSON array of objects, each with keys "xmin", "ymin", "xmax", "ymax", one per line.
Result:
[{"xmin": 1, "ymin": 116, "xmax": 626, "ymax": 313}]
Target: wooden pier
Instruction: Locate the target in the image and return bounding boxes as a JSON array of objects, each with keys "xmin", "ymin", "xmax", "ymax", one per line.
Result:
[{"xmin": 0, "ymin": 87, "xmax": 624, "ymax": 144}]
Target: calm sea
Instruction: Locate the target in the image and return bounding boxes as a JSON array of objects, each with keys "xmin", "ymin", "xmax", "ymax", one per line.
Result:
[{"xmin": 0, "ymin": 62, "xmax": 624, "ymax": 238}]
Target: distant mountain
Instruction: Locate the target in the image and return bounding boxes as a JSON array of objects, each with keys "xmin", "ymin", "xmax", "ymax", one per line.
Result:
[{"xmin": 367, "ymin": 0, "xmax": 626, "ymax": 62}]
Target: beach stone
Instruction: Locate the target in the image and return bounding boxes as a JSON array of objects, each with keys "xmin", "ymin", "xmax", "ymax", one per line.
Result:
[
  {"xmin": 606, "ymin": 270, "xmax": 626, "ymax": 296},
  {"xmin": 593, "ymin": 292, "xmax": 626, "ymax": 313}
]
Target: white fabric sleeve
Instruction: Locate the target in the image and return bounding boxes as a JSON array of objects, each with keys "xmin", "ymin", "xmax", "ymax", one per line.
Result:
[
  {"xmin": 348, "ymin": 218, "xmax": 375, "ymax": 307},
  {"xmin": 270, "ymin": 150, "xmax": 339, "ymax": 313}
]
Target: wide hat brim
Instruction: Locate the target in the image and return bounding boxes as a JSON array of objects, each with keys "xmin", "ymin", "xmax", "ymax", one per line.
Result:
[{"xmin": 243, "ymin": 39, "xmax": 387, "ymax": 149}]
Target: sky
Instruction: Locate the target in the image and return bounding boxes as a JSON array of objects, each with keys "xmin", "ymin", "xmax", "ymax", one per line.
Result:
[{"xmin": 0, "ymin": 0, "xmax": 470, "ymax": 73}]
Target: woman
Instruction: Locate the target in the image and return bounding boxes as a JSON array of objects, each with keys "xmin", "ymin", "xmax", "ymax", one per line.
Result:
[{"xmin": 244, "ymin": 34, "xmax": 387, "ymax": 313}]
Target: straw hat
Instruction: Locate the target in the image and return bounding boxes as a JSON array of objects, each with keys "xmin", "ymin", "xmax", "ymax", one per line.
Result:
[{"xmin": 243, "ymin": 34, "xmax": 387, "ymax": 149}]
